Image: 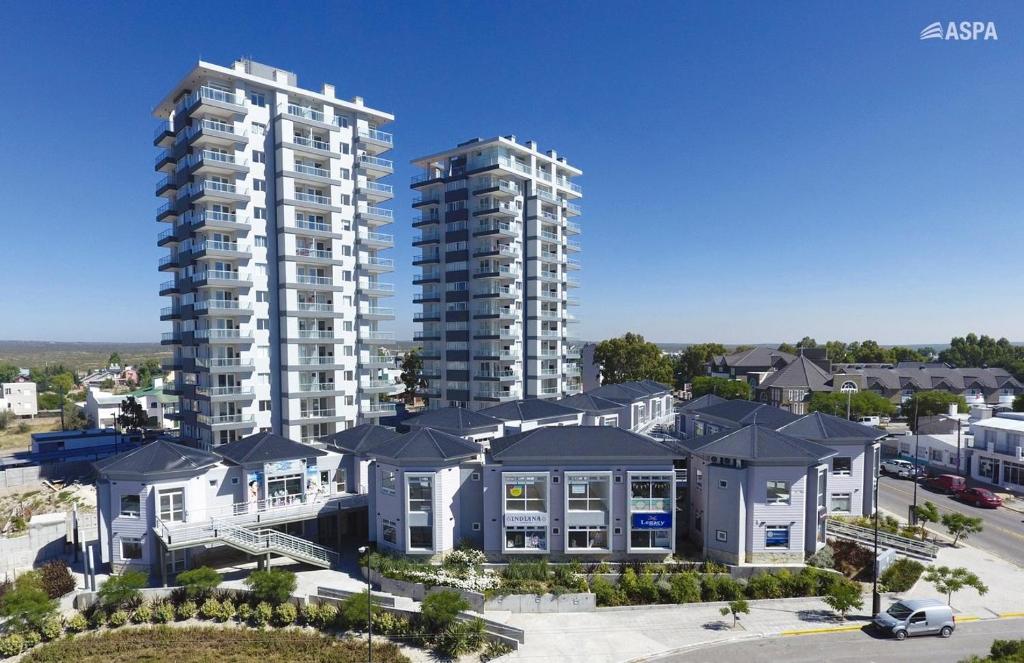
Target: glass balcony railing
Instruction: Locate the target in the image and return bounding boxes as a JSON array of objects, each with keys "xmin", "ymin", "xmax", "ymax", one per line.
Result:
[
  {"xmin": 296, "ymin": 274, "xmax": 333, "ymax": 286},
  {"xmin": 358, "ymin": 154, "xmax": 394, "ymax": 170},
  {"xmin": 294, "ymin": 163, "xmax": 330, "ymax": 178},
  {"xmin": 292, "ymin": 135, "xmax": 331, "ymax": 151},
  {"xmin": 194, "ymin": 299, "xmax": 244, "ymax": 312},
  {"xmin": 287, "ymin": 104, "xmax": 325, "ymax": 122},
  {"xmin": 358, "ymin": 128, "xmax": 393, "ymax": 145},
  {"xmin": 363, "ymin": 181, "xmax": 393, "ymax": 195},
  {"xmin": 295, "ymin": 218, "xmax": 331, "ymax": 232},
  {"xmin": 359, "ymin": 205, "xmax": 394, "ymax": 219},
  {"xmin": 295, "ymin": 191, "xmax": 330, "ymax": 205},
  {"xmin": 295, "ymin": 247, "xmax": 333, "ymax": 260},
  {"xmin": 297, "ymin": 302, "xmax": 334, "ymax": 313}
]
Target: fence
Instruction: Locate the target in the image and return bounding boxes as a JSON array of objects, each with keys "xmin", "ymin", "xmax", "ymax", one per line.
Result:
[{"xmin": 827, "ymin": 518, "xmax": 938, "ymax": 559}]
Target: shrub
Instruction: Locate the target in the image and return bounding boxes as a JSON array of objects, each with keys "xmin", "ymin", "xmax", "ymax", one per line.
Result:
[
  {"xmin": 98, "ymin": 571, "xmax": 147, "ymax": 611},
  {"xmin": 481, "ymin": 639, "xmax": 515, "ymax": 662},
  {"xmin": 667, "ymin": 572, "xmax": 701, "ymax": 604},
  {"xmin": 216, "ymin": 598, "xmax": 236, "ymax": 622},
  {"xmin": 372, "ymin": 610, "xmax": 409, "ymax": 637},
  {"xmin": 552, "ymin": 564, "xmax": 587, "ymax": 592},
  {"xmin": 301, "ymin": 602, "xmax": 320, "ymax": 626},
  {"xmin": 200, "ymin": 597, "xmax": 221, "ymax": 620},
  {"xmin": 38, "ymin": 561, "xmax": 76, "ymax": 599},
  {"xmin": 594, "ymin": 561, "xmax": 612, "ymax": 575},
  {"xmin": 252, "ymin": 601, "xmax": 273, "ymax": 628},
  {"xmin": 701, "ymin": 560, "xmax": 729, "ymax": 574},
  {"xmin": 806, "ymin": 545, "xmax": 834, "ymax": 570},
  {"xmin": 822, "ymin": 577, "xmax": 864, "ymax": 620},
  {"xmin": 789, "ymin": 568, "xmax": 824, "ymax": 597},
  {"xmin": 0, "ymin": 571, "xmax": 57, "ymax": 633},
  {"xmin": 442, "ymin": 548, "xmax": 486, "ymax": 571},
  {"xmin": 176, "ymin": 600, "xmax": 197, "ymax": 621},
  {"xmin": 340, "ymin": 591, "xmax": 380, "ymax": 631},
  {"xmin": 303, "ymin": 601, "xmax": 337, "ymax": 629},
  {"xmin": 0, "ymin": 633, "xmax": 24, "ymax": 656},
  {"xmin": 420, "ymin": 590, "xmax": 469, "ymax": 632},
  {"xmin": 152, "ymin": 601, "xmax": 175, "ymax": 624},
  {"xmin": 243, "ymin": 569, "xmax": 296, "ymax": 605},
  {"xmin": 590, "ymin": 576, "xmax": 624, "ymax": 607},
  {"xmin": 39, "ymin": 615, "xmax": 63, "ymax": 641},
  {"xmin": 87, "ymin": 608, "xmax": 107, "ymax": 629},
  {"xmin": 176, "ymin": 566, "xmax": 222, "ymax": 600},
  {"xmin": 501, "ymin": 559, "xmax": 550, "ymax": 583},
  {"xmin": 236, "ymin": 602, "xmax": 253, "ymax": 624},
  {"xmin": 830, "ymin": 539, "xmax": 874, "ymax": 578},
  {"xmin": 65, "ymin": 612, "xmax": 88, "ymax": 633},
  {"xmin": 434, "ymin": 617, "xmax": 485, "ymax": 658},
  {"xmin": 701, "ymin": 575, "xmax": 742, "ymax": 602},
  {"xmin": 273, "ymin": 602, "xmax": 297, "ymax": 626},
  {"xmin": 618, "ymin": 568, "xmax": 640, "ymax": 603},
  {"xmin": 131, "ymin": 603, "xmax": 152, "ymax": 624},
  {"xmin": 108, "ymin": 610, "xmax": 129, "ymax": 627},
  {"xmin": 880, "ymin": 558, "xmax": 925, "ymax": 593},
  {"xmin": 22, "ymin": 630, "xmax": 41, "ymax": 650},
  {"xmin": 746, "ymin": 572, "xmax": 784, "ymax": 600}
]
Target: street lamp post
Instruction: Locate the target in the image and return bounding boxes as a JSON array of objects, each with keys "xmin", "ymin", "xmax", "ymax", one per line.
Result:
[
  {"xmin": 871, "ymin": 462, "xmax": 881, "ymax": 616},
  {"xmin": 358, "ymin": 545, "xmax": 372, "ymax": 663},
  {"xmin": 956, "ymin": 417, "xmax": 963, "ymax": 478},
  {"xmin": 910, "ymin": 399, "xmax": 920, "ymax": 524}
]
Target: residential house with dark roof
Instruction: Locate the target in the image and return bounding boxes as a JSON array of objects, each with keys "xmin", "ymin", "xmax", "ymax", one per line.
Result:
[
  {"xmin": 681, "ymin": 399, "xmax": 800, "ymax": 438},
  {"xmin": 558, "ymin": 380, "xmax": 673, "ymax": 432},
  {"xmin": 831, "ymin": 362, "xmax": 1022, "ymax": 410},
  {"xmin": 755, "ymin": 355, "xmax": 834, "ymax": 414},
  {"xmin": 400, "ymin": 407, "xmax": 505, "ymax": 444},
  {"xmin": 683, "ymin": 425, "xmax": 836, "ymax": 565},
  {"xmin": 479, "ymin": 399, "xmax": 583, "ymax": 432},
  {"xmin": 709, "ymin": 347, "xmax": 796, "ymax": 386}
]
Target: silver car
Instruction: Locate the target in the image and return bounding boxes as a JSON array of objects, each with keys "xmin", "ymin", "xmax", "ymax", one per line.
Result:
[{"xmin": 873, "ymin": 599, "xmax": 956, "ymax": 640}]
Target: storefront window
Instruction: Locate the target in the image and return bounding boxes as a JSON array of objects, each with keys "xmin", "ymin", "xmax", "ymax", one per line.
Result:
[
  {"xmin": 567, "ymin": 526, "xmax": 607, "ymax": 549},
  {"xmin": 505, "ymin": 527, "xmax": 547, "ymax": 551},
  {"xmin": 628, "ymin": 473, "xmax": 673, "ymax": 551},
  {"xmin": 566, "ymin": 473, "xmax": 611, "ymax": 551},
  {"xmin": 765, "ymin": 525, "xmax": 790, "ymax": 548},
  {"xmin": 503, "ymin": 473, "xmax": 549, "ymax": 552},
  {"xmin": 267, "ymin": 474, "xmax": 303, "ymax": 505},
  {"xmin": 567, "ymin": 474, "xmax": 610, "ymax": 512},
  {"xmin": 406, "ymin": 474, "xmax": 433, "ymax": 551}
]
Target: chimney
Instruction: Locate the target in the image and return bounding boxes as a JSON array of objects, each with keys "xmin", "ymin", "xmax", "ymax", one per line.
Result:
[{"xmin": 322, "ymin": 83, "xmax": 335, "ymax": 97}]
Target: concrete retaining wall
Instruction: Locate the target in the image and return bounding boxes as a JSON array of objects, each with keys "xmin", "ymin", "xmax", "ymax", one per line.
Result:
[
  {"xmin": 484, "ymin": 592, "xmax": 595, "ymax": 613},
  {"xmin": 0, "ymin": 512, "xmax": 71, "ymax": 576},
  {"xmin": 73, "ymin": 586, "xmax": 288, "ymax": 611},
  {"xmin": 314, "ymin": 585, "xmax": 396, "ymax": 607},
  {"xmin": 365, "ymin": 568, "xmax": 486, "ymax": 612}
]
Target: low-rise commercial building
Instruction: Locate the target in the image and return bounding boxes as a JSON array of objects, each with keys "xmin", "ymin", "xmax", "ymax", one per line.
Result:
[{"xmin": 969, "ymin": 413, "xmax": 1024, "ymax": 492}]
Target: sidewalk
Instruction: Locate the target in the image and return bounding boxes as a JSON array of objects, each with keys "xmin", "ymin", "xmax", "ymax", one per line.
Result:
[{"xmin": 902, "ymin": 541, "xmax": 1024, "ymax": 618}]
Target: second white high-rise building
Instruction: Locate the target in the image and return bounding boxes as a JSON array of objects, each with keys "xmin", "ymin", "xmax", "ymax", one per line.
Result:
[
  {"xmin": 155, "ymin": 59, "xmax": 400, "ymax": 448},
  {"xmin": 411, "ymin": 136, "xmax": 583, "ymax": 410}
]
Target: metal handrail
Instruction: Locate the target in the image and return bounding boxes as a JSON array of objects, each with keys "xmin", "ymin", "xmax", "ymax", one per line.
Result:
[{"xmin": 827, "ymin": 518, "xmax": 938, "ymax": 558}]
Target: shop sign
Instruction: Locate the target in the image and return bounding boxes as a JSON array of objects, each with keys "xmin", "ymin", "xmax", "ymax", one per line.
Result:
[
  {"xmin": 631, "ymin": 513, "xmax": 671, "ymax": 530},
  {"xmin": 267, "ymin": 459, "xmax": 303, "ymax": 476},
  {"xmin": 504, "ymin": 512, "xmax": 548, "ymax": 527}
]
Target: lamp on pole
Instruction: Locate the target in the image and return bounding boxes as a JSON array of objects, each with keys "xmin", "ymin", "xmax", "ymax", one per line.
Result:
[
  {"xmin": 955, "ymin": 417, "xmax": 963, "ymax": 478},
  {"xmin": 910, "ymin": 398, "xmax": 921, "ymax": 524},
  {"xmin": 358, "ymin": 545, "xmax": 373, "ymax": 663},
  {"xmin": 871, "ymin": 460, "xmax": 881, "ymax": 616}
]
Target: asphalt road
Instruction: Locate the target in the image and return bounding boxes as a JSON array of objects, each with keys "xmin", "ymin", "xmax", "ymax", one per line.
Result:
[
  {"xmin": 877, "ymin": 475, "xmax": 1024, "ymax": 566},
  {"xmin": 660, "ymin": 618, "xmax": 1024, "ymax": 662}
]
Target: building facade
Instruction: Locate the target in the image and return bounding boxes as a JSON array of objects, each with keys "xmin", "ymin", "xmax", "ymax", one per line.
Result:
[
  {"xmin": 969, "ymin": 413, "xmax": 1024, "ymax": 492},
  {"xmin": 1, "ymin": 381, "xmax": 37, "ymax": 417},
  {"xmin": 410, "ymin": 136, "xmax": 583, "ymax": 410},
  {"xmin": 154, "ymin": 59, "xmax": 399, "ymax": 449}
]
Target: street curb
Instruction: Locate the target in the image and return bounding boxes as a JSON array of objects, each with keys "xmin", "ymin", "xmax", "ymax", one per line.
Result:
[
  {"xmin": 627, "ymin": 634, "xmax": 763, "ymax": 662},
  {"xmin": 957, "ymin": 616, "xmax": 981, "ymax": 622},
  {"xmin": 780, "ymin": 624, "xmax": 863, "ymax": 636},
  {"xmin": 998, "ymin": 612, "xmax": 1024, "ymax": 618}
]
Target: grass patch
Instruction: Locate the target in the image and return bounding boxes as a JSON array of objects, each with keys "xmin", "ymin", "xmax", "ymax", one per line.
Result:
[
  {"xmin": 21, "ymin": 625, "xmax": 409, "ymax": 663},
  {"xmin": 0, "ymin": 417, "xmax": 61, "ymax": 452}
]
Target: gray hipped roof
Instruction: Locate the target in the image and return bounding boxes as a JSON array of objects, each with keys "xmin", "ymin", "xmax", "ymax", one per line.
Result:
[
  {"xmin": 370, "ymin": 428, "xmax": 482, "ymax": 464},
  {"xmin": 778, "ymin": 411, "xmax": 886, "ymax": 443},
  {"xmin": 479, "ymin": 399, "xmax": 581, "ymax": 422},
  {"xmin": 402, "ymin": 407, "xmax": 503, "ymax": 435},
  {"xmin": 692, "ymin": 399, "xmax": 800, "ymax": 429},
  {"xmin": 216, "ymin": 431, "xmax": 327, "ymax": 465},
  {"xmin": 94, "ymin": 439, "xmax": 221, "ymax": 478},
  {"xmin": 322, "ymin": 423, "xmax": 399, "ymax": 454},
  {"xmin": 689, "ymin": 424, "xmax": 836, "ymax": 463},
  {"xmin": 557, "ymin": 393, "xmax": 625, "ymax": 413},
  {"xmin": 715, "ymin": 346, "xmax": 796, "ymax": 368},
  {"xmin": 756, "ymin": 355, "xmax": 833, "ymax": 391},
  {"xmin": 586, "ymin": 380, "xmax": 670, "ymax": 404},
  {"xmin": 677, "ymin": 394, "xmax": 728, "ymax": 413},
  {"xmin": 489, "ymin": 426, "xmax": 679, "ymax": 461}
]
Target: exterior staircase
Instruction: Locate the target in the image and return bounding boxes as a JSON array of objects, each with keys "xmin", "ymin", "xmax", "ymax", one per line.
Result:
[
  {"xmin": 827, "ymin": 518, "xmax": 938, "ymax": 559},
  {"xmin": 155, "ymin": 518, "xmax": 338, "ymax": 568}
]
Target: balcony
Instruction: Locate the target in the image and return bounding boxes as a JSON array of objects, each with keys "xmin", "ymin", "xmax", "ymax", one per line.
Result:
[
  {"xmin": 188, "ymin": 179, "xmax": 248, "ymax": 204},
  {"xmin": 196, "ymin": 413, "xmax": 256, "ymax": 429},
  {"xmin": 297, "ymin": 329, "xmax": 339, "ymax": 341},
  {"xmin": 160, "ymin": 306, "xmax": 181, "ymax": 321},
  {"xmin": 473, "ymin": 244, "xmax": 517, "ymax": 260},
  {"xmin": 412, "ymin": 195, "xmax": 441, "ymax": 209},
  {"xmin": 195, "ymin": 357, "xmax": 255, "ymax": 372},
  {"xmin": 361, "ymin": 377, "xmax": 398, "ymax": 393},
  {"xmin": 413, "ymin": 271, "xmax": 441, "ymax": 285},
  {"xmin": 296, "ymin": 301, "xmax": 336, "ymax": 315},
  {"xmin": 357, "ymin": 128, "xmax": 393, "ymax": 155},
  {"xmin": 565, "ymin": 201, "xmax": 582, "ymax": 217},
  {"xmin": 193, "ymin": 240, "xmax": 251, "ymax": 260},
  {"xmin": 566, "ymin": 277, "xmax": 581, "ymax": 288},
  {"xmin": 476, "ymin": 370, "xmax": 519, "ymax": 382},
  {"xmin": 469, "ymin": 154, "xmax": 532, "ymax": 177},
  {"xmin": 365, "ymin": 354, "xmax": 399, "ymax": 368},
  {"xmin": 475, "ymin": 201, "xmax": 519, "ymax": 218},
  {"xmin": 357, "ymin": 205, "xmax": 394, "ymax": 225},
  {"xmin": 291, "ymin": 163, "xmax": 332, "ymax": 182},
  {"xmin": 474, "ymin": 265, "xmax": 519, "ymax": 280},
  {"xmin": 194, "ymin": 329, "xmax": 254, "ymax": 343},
  {"xmin": 188, "ymin": 149, "xmax": 249, "ymax": 176},
  {"xmin": 413, "ymin": 231, "xmax": 440, "ymax": 246},
  {"xmin": 296, "ymin": 274, "xmax": 335, "ymax": 288},
  {"xmin": 194, "ymin": 269, "xmax": 251, "ymax": 288},
  {"xmin": 294, "ymin": 247, "xmax": 334, "ymax": 261},
  {"xmin": 565, "ymin": 221, "xmax": 582, "ymax": 235},
  {"xmin": 299, "ymin": 409, "xmax": 337, "ymax": 421},
  {"xmin": 159, "ymin": 280, "xmax": 180, "ymax": 296},
  {"xmin": 412, "ymin": 214, "xmax": 441, "ymax": 228},
  {"xmin": 195, "ymin": 386, "xmax": 256, "ymax": 401},
  {"xmin": 297, "ymin": 382, "xmax": 339, "ymax": 394},
  {"xmin": 473, "ymin": 286, "xmax": 516, "ymax": 301},
  {"xmin": 193, "ymin": 299, "xmax": 252, "ymax": 316},
  {"xmin": 155, "ymin": 149, "xmax": 176, "ymax": 173},
  {"xmin": 566, "ymin": 240, "xmax": 581, "ymax": 252},
  {"xmin": 290, "ymin": 135, "xmax": 334, "ymax": 155},
  {"xmin": 154, "ymin": 121, "xmax": 174, "ymax": 147},
  {"xmin": 178, "ymin": 85, "xmax": 246, "ymax": 117},
  {"xmin": 297, "ymin": 356, "xmax": 340, "ymax": 368},
  {"xmin": 158, "ymin": 253, "xmax": 179, "ymax": 271},
  {"xmin": 294, "ymin": 191, "xmax": 332, "ymax": 207},
  {"xmin": 473, "ymin": 221, "xmax": 517, "ymax": 238},
  {"xmin": 362, "ymin": 330, "xmax": 397, "ymax": 345},
  {"xmin": 361, "ymin": 280, "xmax": 395, "ymax": 297},
  {"xmin": 156, "ymin": 174, "xmax": 178, "ymax": 197},
  {"xmin": 285, "ymin": 103, "xmax": 327, "ymax": 125},
  {"xmin": 475, "ymin": 389, "xmax": 520, "ymax": 402},
  {"xmin": 410, "ymin": 169, "xmax": 445, "ymax": 187},
  {"xmin": 161, "ymin": 331, "xmax": 181, "ymax": 345},
  {"xmin": 413, "ymin": 311, "xmax": 441, "ymax": 322},
  {"xmin": 413, "ymin": 331, "xmax": 441, "ymax": 342},
  {"xmin": 473, "ymin": 307, "xmax": 516, "ymax": 321},
  {"xmin": 357, "ymin": 230, "xmax": 393, "ymax": 248},
  {"xmin": 413, "ymin": 291, "xmax": 441, "ymax": 304},
  {"xmin": 357, "ymin": 154, "xmax": 394, "ymax": 176},
  {"xmin": 363, "ymin": 402, "xmax": 398, "ymax": 417},
  {"xmin": 186, "ymin": 118, "xmax": 247, "ymax": 147},
  {"xmin": 156, "ymin": 201, "xmax": 179, "ymax": 222},
  {"xmin": 360, "ymin": 305, "xmax": 395, "ymax": 320},
  {"xmin": 359, "ymin": 255, "xmax": 394, "ymax": 273},
  {"xmin": 360, "ymin": 180, "xmax": 394, "ymax": 202},
  {"xmin": 190, "ymin": 209, "xmax": 249, "ymax": 232},
  {"xmin": 413, "ymin": 252, "xmax": 440, "ymax": 266},
  {"xmin": 293, "ymin": 218, "xmax": 333, "ymax": 234}
]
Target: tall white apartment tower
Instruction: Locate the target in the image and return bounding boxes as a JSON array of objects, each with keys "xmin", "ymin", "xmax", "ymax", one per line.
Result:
[
  {"xmin": 410, "ymin": 136, "xmax": 583, "ymax": 410},
  {"xmin": 155, "ymin": 59, "xmax": 400, "ymax": 449}
]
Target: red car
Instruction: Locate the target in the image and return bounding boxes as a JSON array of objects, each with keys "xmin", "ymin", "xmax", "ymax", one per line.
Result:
[{"xmin": 957, "ymin": 487, "xmax": 1003, "ymax": 508}]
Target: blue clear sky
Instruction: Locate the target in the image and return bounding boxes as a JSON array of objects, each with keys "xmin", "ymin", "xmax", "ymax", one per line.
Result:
[{"xmin": 0, "ymin": 2, "xmax": 1021, "ymax": 345}]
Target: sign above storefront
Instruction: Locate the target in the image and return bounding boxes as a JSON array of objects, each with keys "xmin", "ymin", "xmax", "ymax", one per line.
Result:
[
  {"xmin": 267, "ymin": 459, "xmax": 304, "ymax": 476},
  {"xmin": 504, "ymin": 512, "xmax": 549, "ymax": 527},
  {"xmin": 631, "ymin": 513, "xmax": 671, "ymax": 530}
]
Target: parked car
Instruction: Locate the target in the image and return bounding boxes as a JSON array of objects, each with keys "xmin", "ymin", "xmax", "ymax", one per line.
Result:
[
  {"xmin": 925, "ymin": 474, "xmax": 967, "ymax": 494},
  {"xmin": 957, "ymin": 486, "xmax": 1003, "ymax": 508},
  {"xmin": 874, "ymin": 599, "xmax": 955, "ymax": 640},
  {"xmin": 881, "ymin": 459, "xmax": 924, "ymax": 479},
  {"xmin": 856, "ymin": 416, "xmax": 881, "ymax": 426}
]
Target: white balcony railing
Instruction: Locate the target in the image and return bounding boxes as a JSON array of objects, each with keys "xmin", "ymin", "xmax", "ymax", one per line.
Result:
[
  {"xmin": 295, "ymin": 191, "xmax": 331, "ymax": 205},
  {"xmin": 359, "ymin": 128, "xmax": 393, "ymax": 145},
  {"xmin": 287, "ymin": 104, "xmax": 325, "ymax": 122},
  {"xmin": 294, "ymin": 163, "xmax": 330, "ymax": 178}
]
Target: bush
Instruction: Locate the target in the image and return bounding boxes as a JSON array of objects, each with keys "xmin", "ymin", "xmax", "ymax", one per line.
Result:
[
  {"xmin": 38, "ymin": 561, "xmax": 76, "ymax": 599},
  {"xmin": 668, "ymin": 572, "xmax": 702, "ymax": 604},
  {"xmin": 98, "ymin": 571, "xmax": 147, "ymax": 611},
  {"xmin": 151, "ymin": 601, "xmax": 175, "ymax": 624},
  {"xmin": 880, "ymin": 558, "xmax": 925, "ymax": 593},
  {"xmin": 822, "ymin": 577, "xmax": 864, "ymax": 620},
  {"xmin": 39, "ymin": 615, "xmax": 63, "ymax": 641},
  {"xmin": 108, "ymin": 610, "xmax": 129, "ymax": 627},
  {"xmin": 200, "ymin": 597, "xmax": 221, "ymax": 620},
  {"xmin": 273, "ymin": 602, "xmax": 297, "ymax": 626},
  {"xmin": 830, "ymin": 539, "xmax": 874, "ymax": 578},
  {"xmin": 434, "ymin": 617, "xmax": 485, "ymax": 658},
  {"xmin": 590, "ymin": 576, "xmax": 624, "ymax": 607},
  {"xmin": 481, "ymin": 639, "xmax": 515, "ymax": 662},
  {"xmin": 131, "ymin": 603, "xmax": 152, "ymax": 624},
  {"xmin": 237, "ymin": 602, "xmax": 253, "ymax": 624},
  {"xmin": 501, "ymin": 559, "xmax": 550, "ymax": 583},
  {"xmin": 22, "ymin": 630, "xmax": 41, "ymax": 649},
  {"xmin": 0, "ymin": 633, "xmax": 25, "ymax": 656},
  {"xmin": 788, "ymin": 568, "xmax": 825, "ymax": 597},
  {"xmin": 65, "ymin": 612, "xmax": 87, "ymax": 633},
  {"xmin": 806, "ymin": 545, "xmax": 835, "ymax": 570},
  {"xmin": 339, "ymin": 591, "xmax": 380, "ymax": 631},
  {"xmin": 176, "ymin": 566, "xmax": 222, "ymax": 600},
  {"xmin": 420, "ymin": 590, "xmax": 469, "ymax": 632},
  {"xmin": 176, "ymin": 600, "xmax": 197, "ymax": 621},
  {"xmin": 701, "ymin": 575, "xmax": 743, "ymax": 602},
  {"xmin": 216, "ymin": 598, "xmax": 236, "ymax": 622},
  {"xmin": 746, "ymin": 572, "xmax": 784, "ymax": 600},
  {"xmin": 701, "ymin": 560, "xmax": 729, "ymax": 574},
  {"xmin": 252, "ymin": 601, "xmax": 273, "ymax": 628},
  {"xmin": 303, "ymin": 602, "xmax": 338, "ymax": 629},
  {"xmin": 0, "ymin": 571, "xmax": 57, "ymax": 633},
  {"xmin": 372, "ymin": 611, "xmax": 409, "ymax": 637},
  {"xmin": 244, "ymin": 569, "xmax": 296, "ymax": 605},
  {"xmin": 87, "ymin": 608, "xmax": 107, "ymax": 630}
]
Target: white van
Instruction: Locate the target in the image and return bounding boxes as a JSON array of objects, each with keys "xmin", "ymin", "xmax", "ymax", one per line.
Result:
[{"xmin": 873, "ymin": 599, "xmax": 956, "ymax": 640}]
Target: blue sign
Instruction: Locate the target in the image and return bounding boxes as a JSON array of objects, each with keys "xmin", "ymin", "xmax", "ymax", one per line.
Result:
[
  {"xmin": 765, "ymin": 527, "xmax": 790, "ymax": 547},
  {"xmin": 631, "ymin": 513, "xmax": 671, "ymax": 530}
]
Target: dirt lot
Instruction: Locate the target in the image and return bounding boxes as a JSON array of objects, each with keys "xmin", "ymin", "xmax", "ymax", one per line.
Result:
[{"xmin": 0, "ymin": 416, "xmax": 62, "ymax": 453}]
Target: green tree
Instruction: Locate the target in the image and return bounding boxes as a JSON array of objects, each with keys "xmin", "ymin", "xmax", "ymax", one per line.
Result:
[
  {"xmin": 420, "ymin": 590, "xmax": 469, "ymax": 633},
  {"xmin": 98, "ymin": 571, "xmax": 148, "ymax": 610},
  {"xmin": 719, "ymin": 598, "xmax": 749, "ymax": 628},
  {"xmin": 808, "ymin": 391, "xmax": 896, "ymax": 419},
  {"xmin": 399, "ymin": 349, "xmax": 426, "ymax": 404},
  {"xmin": 777, "ymin": 342, "xmax": 798, "ymax": 355},
  {"xmin": 824, "ymin": 341, "xmax": 850, "ymax": 364},
  {"xmin": 959, "ymin": 639, "xmax": 1024, "ymax": 663},
  {"xmin": 244, "ymin": 568, "xmax": 296, "ymax": 604},
  {"xmin": 940, "ymin": 333, "xmax": 1024, "ymax": 380},
  {"xmin": 691, "ymin": 376, "xmax": 750, "ymax": 400},
  {"xmin": 821, "ymin": 577, "xmax": 864, "ymax": 620},
  {"xmin": 340, "ymin": 590, "xmax": 381, "ymax": 631},
  {"xmin": 116, "ymin": 396, "xmax": 149, "ymax": 431},
  {"xmin": 672, "ymin": 343, "xmax": 727, "ymax": 389},
  {"xmin": 593, "ymin": 333, "xmax": 673, "ymax": 385},
  {"xmin": 848, "ymin": 340, "xmax": 891, "ymax": 363},
  {"xmin": 0, "ymin": 571, "xmax": 57, "ymax": 632},
  {"xmin": 176, "ymin": 566, "xmax": 222, "ymax": 599},
  {"xmin": 924, "ymin": 566, "xmax": 988, "ymax": 606},
  {"xmin": 1013, "ymin": 394, "xmax": 1024, "ymax": 413},
  {"xmin": 913, "ymin": 501, "xmax": 940, "ymax": 540},
  {"xmin": 63, "ymin": 402, "xmax": 89, "ymax": 430},
  {"xmin": 0, "ymin": 410, "xmax": 14, "ymax": 431},
  {"xmin": 890, "ymin": 346, "xmax": 928, "ymax": 363},
  {"xmin": 100, "ymin": 378, "xmax": 116, "ymax": 391},
  {"xmin": 941, "ymin": 513, "xmax": 983, "ymax": 547},
  {"xmin": 904, "ymin": 391, "xmax": 968, "ymax": 427},
  {"xmin": 0, "ymin": 364, "xmax": 19, "ymax": 383},
  {"xmin": 796, "ymin": 337, "xmax": 818, "ymax": 349},
  {"xmin": 108, "ymin": 352, "xmax": 122, "ymax": 367},
  {"xmin": 50, "ymin": 372, "xmax": 75, "ymax": 396}
]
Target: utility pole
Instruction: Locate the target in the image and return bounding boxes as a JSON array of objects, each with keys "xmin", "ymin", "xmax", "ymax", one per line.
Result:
[
  {"xmin": 956, "ymin": 417, "xmax": 962, "ymax": 477},
  {"xmin": 872, "ymin": 462, "xmax": 881, "ymax": 616},
  {"xmin": 910, "ymin": 398, "xmax": 920, "ymax": 523}
]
